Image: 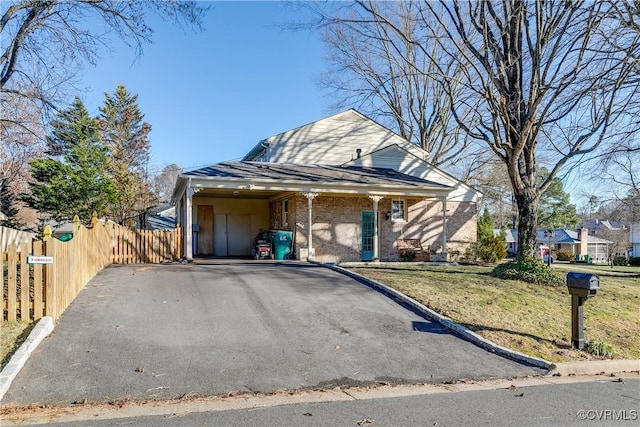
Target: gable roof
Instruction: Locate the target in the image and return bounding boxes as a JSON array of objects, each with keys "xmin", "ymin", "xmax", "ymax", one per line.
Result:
[
  {"xmin": 242, "ymin": 109, "xmax": 428, "ymax": 164},
  {"xmin": 343, "ymin": 143, "xmax": 481, "ymax": 198}
]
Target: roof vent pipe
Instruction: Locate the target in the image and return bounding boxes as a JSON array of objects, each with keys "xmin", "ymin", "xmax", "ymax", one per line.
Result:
[{"xmin": 356, "ymin": 148, "xmax": 362, "ymax": 159}]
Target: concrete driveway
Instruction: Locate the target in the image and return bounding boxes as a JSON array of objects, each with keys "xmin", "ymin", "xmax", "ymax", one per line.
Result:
[{"xmin": 2, "ymin": 262, "xmax": 546, "ymax": 405}]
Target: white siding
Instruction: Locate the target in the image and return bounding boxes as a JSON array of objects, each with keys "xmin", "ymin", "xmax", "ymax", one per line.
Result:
[
  {"xmin": 1, "ymin": 226, "xmax": 34, "ymax": 251},
  {"xmin": 631, "ymin": 224, "xmax": 640, "ymax": 257},
  {"xmin": 347, "ymin": 145, "xmax": 479, "ymax": 202},
  {"xmin": 249, "ymin": 110, "xmax": 426, "ymax": 165}
]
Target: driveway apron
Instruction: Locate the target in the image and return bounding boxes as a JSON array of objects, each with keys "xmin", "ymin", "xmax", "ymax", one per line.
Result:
[{"xmin": 2, "ymin": 263, "xmax": 546, "ymax": 405}]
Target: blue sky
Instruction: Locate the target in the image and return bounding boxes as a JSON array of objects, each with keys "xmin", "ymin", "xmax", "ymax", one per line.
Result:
[
  {"xmin": 80, "ymin": 1, "xmax": 328, "ymax": 175},
  {"xmin": 76, "ymin": 1, "xmax": 598, "ymax": 206}
]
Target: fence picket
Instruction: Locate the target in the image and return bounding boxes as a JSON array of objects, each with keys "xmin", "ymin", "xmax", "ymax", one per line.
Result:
[
  {"xmin": 7, "ymin": 246, "xmax": 17, "ymax": 322},
  {"xmin": 19, "ymin": 242, "xmax": 30, "ymax": 323}
]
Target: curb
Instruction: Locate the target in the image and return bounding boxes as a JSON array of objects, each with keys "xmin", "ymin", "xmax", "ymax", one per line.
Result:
[
  {"xmin": 321, "ymin": 263, "xmax": 555, "ymax": 372},
  {"xmin": 0, "ymin": 316, "xmax": 54, "ymax": 402},
  {"xmin": 552, "ymin": 359, "xmax": 640, "ymax": 376}
]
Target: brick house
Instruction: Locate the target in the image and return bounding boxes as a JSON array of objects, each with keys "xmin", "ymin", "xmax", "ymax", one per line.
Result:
[{"xmin": 172, "ymin": 110, "xmax": 480, "ymax": 263}]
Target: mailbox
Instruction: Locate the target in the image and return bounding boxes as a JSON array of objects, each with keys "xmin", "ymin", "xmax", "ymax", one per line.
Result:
[
  {"xmin": 566, "ymin": 272, "xmax": 599, "ymax": 350},
  {"xmin": 566, "ymin": 272, "xmax": 599, "ymax": 298}
]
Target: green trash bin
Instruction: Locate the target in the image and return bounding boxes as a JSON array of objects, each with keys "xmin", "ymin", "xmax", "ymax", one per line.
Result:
[
  {"xmin": 57, "ymin": 233, "xmax": 73, "ymax": 242},
  {"xmin": 271, "ymin": 230, "xmax": 293, "ymax": 260}
]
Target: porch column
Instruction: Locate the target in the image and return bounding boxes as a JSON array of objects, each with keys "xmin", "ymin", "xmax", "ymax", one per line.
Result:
[
  {"xmin": 441, "ymin": 196, "xmax": 448, "ymax": 259},
  {"xmin": 369, "ymin": 195, "xmax": 384, "ymax": 262},
  {"xmin": 302, "ymin": 192, "xmax": 318, "ymax": 261},
  {"xmin": 185, "ymin": 178, "xmax": 193, "ymax": 260}
]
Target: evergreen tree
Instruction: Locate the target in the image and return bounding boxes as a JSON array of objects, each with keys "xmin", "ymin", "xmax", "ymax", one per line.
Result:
[
  {"xmin": 537, "ymin": 168, "xmax": 580, "ymax": 229},
  {"xmin": 22, "ymin": 98, "xmax": 116, "ymax": 224},
  {"xmin": 99, "ymin": 84, "xmax": 156, "ymax": 227},
  {"xmin": 0, "ymin": 177, "xmax": 23, "ymax": 229},
  {"xmin": 475, "ymin": 208, "xmax": 507, "ymax": 263}
]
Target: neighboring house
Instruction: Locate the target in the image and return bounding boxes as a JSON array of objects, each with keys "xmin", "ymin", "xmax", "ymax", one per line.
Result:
[
  {"xmin": 496, "ymin": 227, "xmax": 612, "ymax": 263},
  {"xmin": 581, "ymin": 218, "xmax": 630, "ymax": 258},
  {"xmin": 141, "ymin": 204, "xmax": 176, "ymax": 231},
  {"xmin": 631, "ymin": 223, "xmax": 640, "ymax": 258},
  {"xmin": 172, "ymin": 110, "xmax": 481, "ymax": 263},
  {"xmin": 581, "ymin": 219, "xmax": 627, "ymax": 235},
  {"xmin": 495, "ymin": 229, "xmax": 518, "ymax": 257},
  {"xmin": 0, "ymin": 226, "xmax": 34, "ymax": 252}
]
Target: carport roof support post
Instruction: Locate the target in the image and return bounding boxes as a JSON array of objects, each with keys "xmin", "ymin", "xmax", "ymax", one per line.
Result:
[
  {"xmin": 302, "ymin": 192, "xmax": 318, "ymax": 260},
  {"xmin": 185, "ymin": 178, "xmax": 193, "ymax": 260}
]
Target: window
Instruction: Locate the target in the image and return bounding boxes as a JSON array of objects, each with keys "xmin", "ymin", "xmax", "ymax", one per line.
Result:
[
  {"xmin": 391, "ymin": 199, "xmax": 405, "ymax": 221},
  {"xmin": 282, "ymin": 200, "xmax": 289, "ymax": 226}
]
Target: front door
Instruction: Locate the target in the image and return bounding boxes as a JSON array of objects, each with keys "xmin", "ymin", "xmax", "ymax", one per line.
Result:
[{"xmin": 361, "ymin": 211, "xmax": 375, "ymax": 261}]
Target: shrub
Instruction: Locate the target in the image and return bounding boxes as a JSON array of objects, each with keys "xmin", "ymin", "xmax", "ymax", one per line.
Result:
[
  {"xmin": 613, "ymin": 256, "xmax": 628, "ymax": 266},
  {"xmin": 491, "ymin": 257, "xmax": 565, "ymax": 286},
  {"xmin": 475, "ymin": 235, "xmax": 507, "ymax": 263},
  {"xmin": 555, "ymin": 249, "xmax": 573, "ymax": 261},
  {"xmin": 629, "ymin": 257, "xmax": 640, "ymax": 267},
  {"xmin": 400, "ymin": 250, "xmax": 417, "ymax": 262},
  {"xmin": 584, "ymin": 340, "xmax": 616, "ymax": 358}
]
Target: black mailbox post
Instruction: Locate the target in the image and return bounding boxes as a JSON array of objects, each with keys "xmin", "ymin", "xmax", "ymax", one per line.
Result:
[{"xmin": 566, "ymin": 272, "xmax": 599, "ymax": 350}]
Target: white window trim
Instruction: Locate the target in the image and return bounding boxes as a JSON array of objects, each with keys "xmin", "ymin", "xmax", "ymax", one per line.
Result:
[{"xmin": 391, "ymin": 199, "xmax": 406, "ymax": 222}]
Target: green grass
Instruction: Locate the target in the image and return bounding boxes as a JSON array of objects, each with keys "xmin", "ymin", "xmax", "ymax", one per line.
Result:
[
  {"xmin": 1, "ymin": 321, "xmax": 35, "ymax": 370},
  {"xmin": 347, "ymin": 263, "xmax": 640, "ymax": 363}
]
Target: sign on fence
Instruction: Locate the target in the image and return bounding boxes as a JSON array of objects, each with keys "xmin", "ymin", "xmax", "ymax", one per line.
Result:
[{"xmin": 27, "ymin": 255, "xmax": 54, "ymax": 264}]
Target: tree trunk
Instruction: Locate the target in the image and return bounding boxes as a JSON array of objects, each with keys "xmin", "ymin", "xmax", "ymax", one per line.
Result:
[{"xmin": 514, "ymin": 188, "xmax": 539, "ymax": 259}]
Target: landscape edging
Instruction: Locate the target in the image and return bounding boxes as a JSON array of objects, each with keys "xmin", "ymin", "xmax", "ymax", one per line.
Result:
[{"xmin": 0, "ymin": 316, "xmax": 54, "ymax": 402}]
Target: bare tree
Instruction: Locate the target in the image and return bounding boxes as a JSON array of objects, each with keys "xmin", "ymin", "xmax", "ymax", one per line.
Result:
[
  {"xmin": 1, "ymin": 0, "xmax": 207, "ymax": 145},
  {"xmin": 1, "ymin": 0, "xmax": 207, "ymax": 228},
  {"xmin": 354, "ymin": 0, "xmax": 639, "ymax": 257},
  {"xmin": 302, "ymin": 1, "xmax": 487, "ymax": 177},
  {"xmin": 154, "ymin": 163, "xmax": 183, "ymax": 203}
]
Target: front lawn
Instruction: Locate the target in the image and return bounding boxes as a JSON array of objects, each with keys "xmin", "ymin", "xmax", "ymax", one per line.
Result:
[{"xmin": 346, "ymin": 263, "xmax": 640, "ymax": 363}]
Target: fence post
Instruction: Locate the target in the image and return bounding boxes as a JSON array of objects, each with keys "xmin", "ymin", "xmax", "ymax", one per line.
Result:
[
  {"xmin": 32, "ymin": 240, "xmax": 44, "ymax": 320},
  {"xmin": 43, "ymin": 227, "xmax": 58, "ymax": 320}
]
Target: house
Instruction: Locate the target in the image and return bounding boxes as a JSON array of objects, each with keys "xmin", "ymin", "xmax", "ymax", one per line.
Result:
[
  {"xmin": 0, "ymin": 226, "xmax": 34, "ymax": 252},
  {"xmin": 172, "ymin": 110, "xmax": 481, "ymax": 263},
  {"xmin": 495, "ymin": 227, "xmax": 612, "ymax": 263},
  {"xmin": 631, "ymin": 223, "xmax": 640, "ymax": 258},
  {"xmin": 141, "ymin": 204, "xmax": 176, "ymax": 231},
  {"xmin": 581, "ymin": 219, "xmax": 627, "ymax": 235}
]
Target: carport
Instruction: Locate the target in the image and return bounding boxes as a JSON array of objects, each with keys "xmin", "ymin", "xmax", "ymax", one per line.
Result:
[{"xmin": 172, "ymin": 162, "xmax": 452, "ymax": 262}]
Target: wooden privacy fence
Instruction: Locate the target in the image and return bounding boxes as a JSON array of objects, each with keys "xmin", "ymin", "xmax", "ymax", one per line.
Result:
[
  {"xmin": 2, "ymin": 216, "xmax": 183, "ymax": 323},
  {"xmin": 111, "ymin": 227, "xmax": 183, "ymax": 264}
]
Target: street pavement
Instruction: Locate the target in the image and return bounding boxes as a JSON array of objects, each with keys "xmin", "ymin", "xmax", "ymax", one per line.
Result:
[
  {"xmin": 3, "ymin": 376, "xmax": 639, "ymax": 426},
  {"xmin": 2, "ymin": 262, "xmax": 546, "ymax": 406}
]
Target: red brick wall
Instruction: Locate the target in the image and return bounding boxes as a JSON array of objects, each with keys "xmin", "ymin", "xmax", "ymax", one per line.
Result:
[{"xmin": 289, "ymin": 195, "xmax": 477, "ymax": 263}]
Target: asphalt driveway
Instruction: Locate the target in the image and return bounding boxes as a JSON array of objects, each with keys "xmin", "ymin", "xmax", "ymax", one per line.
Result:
[{"xmin": 2, "ymin": 262, "xmax": 546, "ymax": 405}]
